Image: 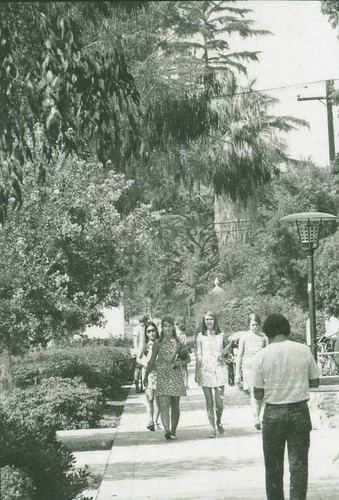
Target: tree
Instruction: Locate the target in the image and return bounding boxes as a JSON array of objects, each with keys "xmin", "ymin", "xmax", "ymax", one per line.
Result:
[
  {"xmin": 315, "ymin": 234, "xmax": 339, "ymax": 315},
  {"xmin": 0, "ymin": 3, "xmax": 141, "ymax": 224},
  {"xmin": 157, "ymin": 0, "xmax": 270, "ymax": 91},
  {"xmin": 179, "ymin": 76, "xmax": 307, "ymax": 252},
  {"xmin": 216, "ymin": 161, "xmax": 338, "ymax": 312},
  {"xmin": 118, "ymin": 2, "xmax": 307, "ymax": 254},
  {"xmin": 321, "ymin": 1, "xmax": 339, "ymax": 34},
  {"xmin": 0, "ymin": 149, "xmax": 160, "ymax": 355}
]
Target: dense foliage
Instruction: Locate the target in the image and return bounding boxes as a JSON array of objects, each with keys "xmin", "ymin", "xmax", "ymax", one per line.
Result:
[
  {"xmin": 2, "ymin": 377, "xmax": 105, "ymax": 430},
  {"xmin": 1, "ymin": 465, "xmax": 36, "ymax": 500},
  {"xmin": 0, "ymin": 401, "xmax": 88, "ymax": 499},
  {"xmin": 0, "ymin": 1, "xmax": 337, "ymax": 355},
  {"xmin": 12, "ymin": 345, "xmax": 134, "ymax": 397},
  {"xmin": 0, "ymin": 150, "xmax": 160, "ymax": 352}
]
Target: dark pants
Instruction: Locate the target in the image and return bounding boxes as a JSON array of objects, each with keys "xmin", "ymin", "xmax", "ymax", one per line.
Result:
[
  {"xmin": 227, "ymin": 362, "xmax": 235, "ymax": 386},
  {"xmin": 133, "ymin": 362, "xmax": 143, "ymax": 392},
  {"xmin": 262, "ymin": 401, "xmax": 312, "ymax": 500}
]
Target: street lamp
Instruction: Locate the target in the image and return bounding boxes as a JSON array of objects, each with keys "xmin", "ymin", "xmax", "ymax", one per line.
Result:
[{"xmin": 280, "ymin": 212, "xmax": 337, "ymax": 361}]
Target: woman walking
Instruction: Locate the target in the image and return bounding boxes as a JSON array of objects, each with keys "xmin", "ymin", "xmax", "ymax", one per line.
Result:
[
  {"xmin": 195, "ymin": 311, "xmax": 228, "ymax": 438},
  {"xmin": 144, "ymin": 316, "xmax": 190, "ymax": 440},
  {"xmin": 137, "ymin": 321, "xmax": 161, "ymax": 431},
  {"xmin": 235, "ymin": 312, "xmax": 267, "ymax": 429}
]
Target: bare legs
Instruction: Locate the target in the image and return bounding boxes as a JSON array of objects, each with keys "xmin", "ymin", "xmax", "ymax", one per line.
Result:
[
  {"xmin": 145, "ymin": 388, "xmax": 160, "ymax": 430},
  {"xmin": 170, "ymin": 397, "xmax": 180, "ymax": 435},
  {"xmin": 182, "ymin": 366, "xmax": 189, "ymax": 388},
  {"xmin": 202, "ymin": 386, "xmax": 225, "ymax": 437},
  {"xmin": 134, "ymin": 364, "xmax": 143, "ymax": 393},
  {"xmin": 158, "ymin": 395, "xmax": 181, "ymax": 439},
  {"xmin": 249, "ymin": 386, "xmax": 263, "ymax": 428}
]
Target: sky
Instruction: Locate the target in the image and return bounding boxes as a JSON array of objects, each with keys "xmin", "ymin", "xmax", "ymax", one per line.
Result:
[{"xmin": 234, "ymin": 0, "xmax": 339, "ymax": 167}]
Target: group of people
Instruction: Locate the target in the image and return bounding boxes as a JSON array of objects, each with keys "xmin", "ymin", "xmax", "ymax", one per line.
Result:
[
  {"xmin": 132, "ymin": 309, "xmax": 322, "ymax": 500},
  {"xmin": 133, "ymin": 316, "xmax": 190, "ymax": 440},
  {"xmin": 132, "ymin": 310, "xmax": 270, "ymax": 438}
]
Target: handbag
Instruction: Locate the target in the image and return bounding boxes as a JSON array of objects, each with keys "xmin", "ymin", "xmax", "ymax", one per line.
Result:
[{"xmin": 176, "ymin": 344, "xmax": 190, "ymax": 360}]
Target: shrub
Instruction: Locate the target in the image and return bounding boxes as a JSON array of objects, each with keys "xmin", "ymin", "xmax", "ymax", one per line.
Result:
[
  {"xmin": 13, "ymin": 345, "xmax": 134, "ymax": 397},
  {"xmin": 0, "ymin": 465, "xmax": 36, "ymax": 500},
  {"xmin": 0, "ymin": 402, "xmax": 89, "ymax": 500},
  {"xmin": 72, "ymin": 336, "xmax": 133, "ymax": 348},
  {"xmin": 1, "ymin": 377, "xmax": 104, "ymax": 430}
]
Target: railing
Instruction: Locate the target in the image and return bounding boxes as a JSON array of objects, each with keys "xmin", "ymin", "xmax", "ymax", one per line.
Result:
[{"xmin": 317, "ymin": 351, "xmax": 339, "ymax": 377}]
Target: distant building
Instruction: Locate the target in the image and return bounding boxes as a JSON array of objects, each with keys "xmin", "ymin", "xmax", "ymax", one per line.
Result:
[{"xmin": 84, "ymin": 304, "xmax": 125, "ymax": 339}]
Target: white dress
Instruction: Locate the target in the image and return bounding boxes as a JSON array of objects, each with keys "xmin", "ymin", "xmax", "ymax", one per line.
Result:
[
  {"xmin": 238, "ymin": 331, "xmax": 266, "ymax": 390},
  {"xmin": 196, "ymin": 332, "xmax": 228, "ymax": 387}
]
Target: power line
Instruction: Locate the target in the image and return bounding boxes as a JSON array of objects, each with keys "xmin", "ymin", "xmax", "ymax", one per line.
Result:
[{"xmin": 209, "ymin": 78, "xmax": 339, "ymax": 99}]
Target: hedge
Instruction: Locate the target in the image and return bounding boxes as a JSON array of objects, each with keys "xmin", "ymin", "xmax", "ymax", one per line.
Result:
[
  {"xmin": 0, "ymin": 398, "xmax": 89, "ymax": 500},
  {"xmin": 13, "ymin": 345, "xmax": 134, "ymax": 397},
  {"xmin": 1, "ymin": 377, "xmax": 105, "ymax": 430}
]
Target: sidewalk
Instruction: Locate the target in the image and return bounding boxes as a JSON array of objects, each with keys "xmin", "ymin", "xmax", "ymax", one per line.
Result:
[{"xmin": 96, "ymin": 361, "xmax": 339, "ymax": 500}]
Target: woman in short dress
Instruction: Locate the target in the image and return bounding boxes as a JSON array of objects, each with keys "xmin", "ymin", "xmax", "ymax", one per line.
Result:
[
  {"xmin": 144, "ymin": 316, "xmax": 190, "ymax": 440},
  {"xmin": 137, "ymin": 321, "xmax": 161, "ymax": 431},
  {"xmin": 235, "ymin": 313, "xmax": 267, "ymax": 429},
  {"xmin": 195, "ymin": 311, "xmax": 228, "ymax": 438}
]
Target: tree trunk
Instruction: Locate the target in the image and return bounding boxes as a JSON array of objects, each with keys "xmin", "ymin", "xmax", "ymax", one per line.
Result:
[
  {"xmin": 214, "ymin": 194, "xmax": 257, "ymax": 258},
  {"xmin": 0, "ymin": 348, "xmax": 14, "ymax": 392}
]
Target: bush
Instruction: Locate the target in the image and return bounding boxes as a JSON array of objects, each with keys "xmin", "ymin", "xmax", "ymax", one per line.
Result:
[
  {"xmin": 0, "ymin": 401, "xmax": 89, "ymax": 500},
  {"xmin": 13, "ymin": 345, "xmax": 134, "ymax": 397},
  {"xmin": 1, "ymin": 465, "xmax": 36, "ymax": 500},
  {"xmin": 72, "ymin": 336, "xmax": 133, "ymax": 348},
  {"xmin": 1, "ymin": 377, "xmax": 104, "ymax": 430}
]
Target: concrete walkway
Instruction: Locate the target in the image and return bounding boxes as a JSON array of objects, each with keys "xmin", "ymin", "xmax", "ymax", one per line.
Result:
[{"xmin": 96, "ymin": 361, "xmax": 339, "ymax": 500}]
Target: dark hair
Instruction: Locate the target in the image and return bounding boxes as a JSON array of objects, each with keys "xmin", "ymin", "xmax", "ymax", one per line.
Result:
[
  {"xmin": 262, "ymin": 314, "xmax": 291, "ymax": 338},
  {"xmin": 139, "ymin": 314, "xmax": 149, "ymax": 324},
  {"xmin": 142, "ymin": 321, "xmax": 159, "ymax": 355},
  {"xmin": 145, "ymin": 321, "xmax": 159, "ymax": 340},
  {"xmin": 248, "ymin": 313, "xmax": 261, "ymax": 326},
  {"xmin": 160, "ymin": 316, "xmax": 179, "ymax": 340},
  {"xmin": 201, "ymin": 311, "xmax": 221, "ymax": 336}
]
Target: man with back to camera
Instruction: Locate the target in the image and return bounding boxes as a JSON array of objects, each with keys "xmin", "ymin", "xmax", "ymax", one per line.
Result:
[{"xmin": 252, "ymin": 313, "xmax": 320, "ymax": 500}]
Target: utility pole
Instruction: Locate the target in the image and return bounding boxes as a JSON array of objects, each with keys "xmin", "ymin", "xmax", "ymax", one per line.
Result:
[
  {"xmin": 297, "ymin": 80, "xmax": 336, "ymax": 162},
  {"xmin": 326, "ymin": 80, "xmax": 335, "ymax": 162}
]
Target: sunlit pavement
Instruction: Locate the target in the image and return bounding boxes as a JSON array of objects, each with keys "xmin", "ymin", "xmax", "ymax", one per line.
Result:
[{"xmin": 96, "ymin": 357, "xmax": 339, "ymax": 500}]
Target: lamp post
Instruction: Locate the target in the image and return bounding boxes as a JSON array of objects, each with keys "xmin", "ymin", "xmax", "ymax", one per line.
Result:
[{"xmin": 280, "ymin": 212, "xmax": 337, "ymax": 362}]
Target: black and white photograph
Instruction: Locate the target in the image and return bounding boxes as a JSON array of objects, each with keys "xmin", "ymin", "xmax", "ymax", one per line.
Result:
[{"xmin": 0, "ymin": 1, "xmax": 338, "ymax": 499}]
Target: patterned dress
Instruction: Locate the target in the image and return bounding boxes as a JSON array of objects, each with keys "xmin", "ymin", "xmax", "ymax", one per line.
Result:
[
  {"xmin": 155, "ymin": 338, "xmax": 186, "ymax": 397},
  {"xmin": 238, "ymin": 331, "xmax": 266, "ymax": 390},
  {"xmin": 196, "ymin": 332, "xmax": 228, "ymax": 387}
]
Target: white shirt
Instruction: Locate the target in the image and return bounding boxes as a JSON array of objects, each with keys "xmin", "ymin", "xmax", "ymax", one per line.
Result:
[
  {"xmin": 133, "ymin": 324, "xmax": 145, "ymax": 352},
  {"xmin": 325, "ymin": 316, "xmax": 339, "ymax": 338},
  {"xmin": 252, "ymin": 340, "xmax": 320, "ymax": 404}
]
